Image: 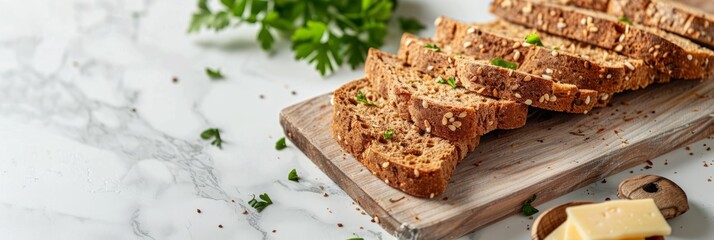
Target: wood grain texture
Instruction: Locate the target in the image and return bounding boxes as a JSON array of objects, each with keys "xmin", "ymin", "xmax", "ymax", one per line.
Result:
[{"xmin": 280, "ymin": 78, "xmax": 714, "ymax": 240}]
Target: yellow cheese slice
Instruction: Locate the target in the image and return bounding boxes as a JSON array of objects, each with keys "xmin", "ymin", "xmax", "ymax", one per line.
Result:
[{"xmin": 565, "ymin": 199, "xmax": 671, "ymax": 240}]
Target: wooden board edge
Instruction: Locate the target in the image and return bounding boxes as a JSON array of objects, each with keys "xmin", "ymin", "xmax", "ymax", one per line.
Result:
[{"xmin": 278, "ymin": 95, "xmax": 417, "ymax": 239}]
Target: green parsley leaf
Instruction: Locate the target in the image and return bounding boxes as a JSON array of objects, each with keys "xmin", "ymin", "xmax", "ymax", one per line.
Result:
[
  {"xmin": 435, "ymin": 76, "xmax": 457, "ymax": 89},
  {"xmin": 248, "ymin": 193, "xmax": 273, "ymax": 212},
  {"xmin": 201, "ymin": 128, "xmax": 223, "ymax": 149},
  {"xmin": 188, "ymin": 0, "xmax": 400, "ymax": 76},
  {"xmin": 491, "ymin": 58, "xmax": 518, "ymax": 70},
  {"xmin": 276, "ymin": 137, "xmax": 287, "ymax": 150},
  {"xmin": 424, "ymin": 43, "xmax": 441, "ymax": 52},
  {"xmin": 619, "ymin": 16, "xmax": 633, "ymax": 25},
  {"xmin": 524, "ymin": 33, "xmax": 544, "ymax": 47},
  {"xmin": 399, "ymin": 17, "xmax": 425, "ymax": 34},
  {"xmin": 356, "ymin": 91, "xmax": 377, "ymax": 106},
  {"xmin": 288, "ymin": 169, "xmax": 299, "ymax": 182},
  {"xmin": 383, "ymin": 129, "xmax": 394, "ymax": 140},
  {"xmin": 521, "ymin": 194, "xmax": 539, "ymax": 216},
  {"xmin": 205, "ymin": 68, "xmax": 224, "ymax": 79},
  {"xmin": 553, "ymin": 46, "xmax": 560, "ymax": 51},
  {"xmin": 446, "ymin": 77, "xmax": 457, "ymax": 89}
]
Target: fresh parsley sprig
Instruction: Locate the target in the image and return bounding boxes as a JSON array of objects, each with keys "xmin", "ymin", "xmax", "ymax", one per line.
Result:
[
  {"xmin": 248, "ymin": 193, "xmax": 273, "ymax": 212},
  {"xmin": 521, "ymin": 194, "xmax": 539, "ymax": 216},
  {"xmin": 201, "ymin": 128, "xmax": 223, "ymax": 149},
  {"xmin": 189, "ymin": 0, "xmax": 423, "ymax": 76}
]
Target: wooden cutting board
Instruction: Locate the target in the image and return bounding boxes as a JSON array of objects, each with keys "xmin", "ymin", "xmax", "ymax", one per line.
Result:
[{"xmin": 280, "ymin": 78, "xmax": 714, "ymax": 240}]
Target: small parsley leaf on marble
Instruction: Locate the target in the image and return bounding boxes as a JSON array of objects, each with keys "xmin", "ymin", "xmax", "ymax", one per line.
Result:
[
  {"xmin": 423, "ymin": 43, "xmax": 441, "ymax": 52},
  {"xmin": 248, "ymin": 193, "xmax": 273, "ymax": 212},
  {"xmin": 205, "ymin": 67, "xmax": 224, "ymax": 79},
  {"xmin": 200, "ymin": 128, "xmax": 223, "ymax": 149},
  {"xmin": 356, "ymin": 91, "xmax": 377, "ymax": 106},
  {"xmin": 399, "ymin": 17, "xmax": 425, "ymax": 34},
  {"xmin": 383, "ymin": 129, "xmax": 394, "ymax": 140},
  {"xmin": 521, "ymin": 194, "xmax": 539, "ymax": 216},
  {"xmin": 524, "ymin": 33, "xmax": 544, "ymax": 47},
  {"xmin": 288, "ymin": 169, "xmax": 299, "ymax": 182},
  {"xmin": 275, "ymin": 137, "xmax": 287, "ymax": 150}
]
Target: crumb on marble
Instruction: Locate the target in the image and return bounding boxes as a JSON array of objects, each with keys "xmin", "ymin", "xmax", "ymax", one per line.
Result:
[
  {"xmin": 323, "ymin": 192, "xmax": 329, "ymax": 197},
  {"xmin": 337, "ymin": 223, "xmax": 343, "ymax": 227},
  {"xmin": 197, "ymin": 209, "xmax": 201, "ymax": 214},
  {"xmin": 218, "ymin": 224, "xmax": 223, "ymax": 228}
]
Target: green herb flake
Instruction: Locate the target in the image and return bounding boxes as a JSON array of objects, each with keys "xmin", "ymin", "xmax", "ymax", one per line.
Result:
[
  {"xmin": 424, "ymin": 43, "xmax": 441, "ymax": 52},
  {"xmin": 553, "ymin": 46, "xmax": 560, "ymax": 51},
  {"xmin": 521, "ymin": 194, "xmax": 539, "ymax": 216},
  {"xmin": 524, "ymin": 33, "xmax": 544, "ymax": 47},
  {"xmin": 435, "ymin": 76, "xmax": 457, "ymax": 89},
  {"xmin": 200, "ymin": 128, "xmax": 223, "ymax": 149},
  {"xmin": 383, "ymin": 129, "xmax": 395, "ymax": 140},
  {"xmin": 205, "ymin": 67, "xmax": 224, "ymax": 79},
  {"xmin": 356, "ymin": 91, "xmax": 377, "ymax": 106},
  {"xmin": 288, "ymin": 169, "xmax": 299, "ymax": 182},
  {"xmin": 248, "ymin": 193, "xmax": 273, "ymax": 212},
  {"xmin": 619, "ymin": 16, "xmax": 633, "ymax": 25},
  {"xmin": 491, "ymin": 58, "xmax": 518, "ymax": 70},
  {"xmin": 276, "ymin": 137, "xmax": 287, "ymax": 150},
  {"xmin": 399, "ymin": 17, "xmax": 425, "ymax": 34}
]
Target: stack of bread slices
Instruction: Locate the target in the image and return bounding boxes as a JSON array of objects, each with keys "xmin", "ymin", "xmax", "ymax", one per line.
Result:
[{"xmin": 331, "ymin": 0, "xmax": 714, "ymax": 198}]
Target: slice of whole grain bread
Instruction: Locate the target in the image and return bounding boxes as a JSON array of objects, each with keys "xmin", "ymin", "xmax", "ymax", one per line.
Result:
[
  {"xmin": 331, "ymin": 78, "xmax": 479, "ymax": 198},
  {"xmin": 490, "ymin": 0, "xmax": 714, "ymax": 79},
  {"xmin": 365, "ymin": 49, "xmax": 528, "ymax": 142},
  {"xmin": 433, "ymin": 17, "xmax": 667, "ymax": 105},
  {"xmin": 558, "ymin": 0, "xmax": 714, "ymax": 48},
  {"xmin": 397, "ymin": 33, "xmax": 599, "ymax": 112}
]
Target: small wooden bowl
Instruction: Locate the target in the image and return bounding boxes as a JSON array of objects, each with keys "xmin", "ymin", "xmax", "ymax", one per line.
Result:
[{"xmin": 531, "ymin": 201, "xmax": 593, "ymax": 240}]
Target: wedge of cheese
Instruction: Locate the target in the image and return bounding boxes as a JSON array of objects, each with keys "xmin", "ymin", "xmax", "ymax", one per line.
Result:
[{"xmin": 565, "ymin": 199, "xmax": 671, "ymax": 239}]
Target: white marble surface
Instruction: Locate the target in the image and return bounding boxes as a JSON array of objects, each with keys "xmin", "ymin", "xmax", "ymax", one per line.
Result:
[{"xmin": 0, "ymin": 0, "xmax": 712, "ymax": 239}]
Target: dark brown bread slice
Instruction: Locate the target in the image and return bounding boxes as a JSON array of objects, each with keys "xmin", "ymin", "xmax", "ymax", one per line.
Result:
[
  {"xmin": 397, "ymin": 33, "xmax": 599, "ymax": 113},
  {"xmin": 331, "ymin": 78, "xmax": 479, "ymax": 198},
  {"xmin": 559, "ymin": 0, "xmax": 714, "ymax": 48},
  {"xmin": 490, "ymin": 0, "xmax": 714, "ymax": 79},
  {"xmin": 433, "ymin": 17, "xmax": 666, "ymax": 104},
  {"xmin": 365, "ymin": 49, "xmax": 528, "ymax": 141}
]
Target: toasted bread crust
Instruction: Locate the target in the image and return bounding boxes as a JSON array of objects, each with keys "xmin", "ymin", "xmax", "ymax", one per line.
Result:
[
  {"xmin": 331, "ymin": 78, "xmax": 479, "ymax": 197},
  {"xmin": 490, "ymin": 0, "xmax": 714, "ymax": 79}
]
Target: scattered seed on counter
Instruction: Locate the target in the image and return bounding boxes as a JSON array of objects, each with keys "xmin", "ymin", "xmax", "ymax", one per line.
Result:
[
  {"xmin": 259, "ymin": 94, "xmax": 265, "ymax": 99},
  {"xmin": 218, "ymin": 225, "xmax": 223, "ymax": 229},
  {"xmin": 337, "ymin": 223, "xmax": 344, "ymax": 227},
  {"xmin": 172, "ymin": 76, "xmax": 178, "ymax": 83},
  {"xmin": 197, "ymin": 209, "xmax": 202, "ymax": 214},
  {"xmin": 601, "ymin": 179, "xmax": 607, "ymax": 183}
]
